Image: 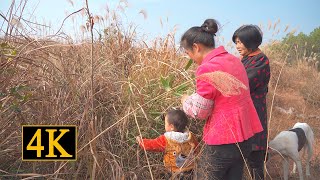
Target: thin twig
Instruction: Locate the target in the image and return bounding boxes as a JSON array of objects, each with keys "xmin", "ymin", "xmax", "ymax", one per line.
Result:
[
  {"xmin": 5, "ymin": 0, "xmax": 15, "ymax": 37},
  {"xmin": 264, "ymin": 45, "xmax": 293, "ymax": 178},
  {"xmin": 0, "ymin": 12, "xmax": 9, "ymax": 23},
  {"xmin": 54, "ymin": 8, "xmax": 84, "ymax": 36},
  {"xmin": 10, "ymin": 0, "xmax": 28, "ymax": 36},
  {"xmin": 134, "ymin": 105, "xmax": 154, "ymax": 180},
  {"xmin": 224, "ymin": 114, "xmax": 253, "ymax": 180},
  {"xmin": 19, "ymin": 17, "xmax": 50, "ymax": 27},
  {"xmin": 85, "ymin": 0, "xmax": 96, "ymax": 179}
]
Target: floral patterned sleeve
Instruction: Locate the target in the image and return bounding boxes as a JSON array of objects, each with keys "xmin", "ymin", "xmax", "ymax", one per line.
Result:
[{"xmin": 182, "ymin": 93, "xmax": 214, "ymax": 120}]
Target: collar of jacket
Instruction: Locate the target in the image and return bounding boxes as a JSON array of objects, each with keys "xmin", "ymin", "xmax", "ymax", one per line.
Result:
[
  {"xmin": 201, "ymin": 46, "xmax": 228, "ymax": 64},
  {"xmin": 241, "ymin": 48, "xmax": 262, "ymax": 60},
  {"xmin": 164, "ymin": 131, "xmax": 191, "ymax": 143}
]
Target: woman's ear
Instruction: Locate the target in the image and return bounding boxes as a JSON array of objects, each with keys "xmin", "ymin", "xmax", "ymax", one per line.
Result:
[{"xmin": 192, "ymin": 43, "xmax": 200, "ymax": 53}]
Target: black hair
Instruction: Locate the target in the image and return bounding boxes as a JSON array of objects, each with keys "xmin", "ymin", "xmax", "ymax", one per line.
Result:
[
  {"xmin": 180, "ymin": 19, "xmax": 219, "ymax": 50},
  {"xmin": 161, "ymin": 109, "xmax": 189, "ymax": 133},
  {"xmin": 232, "ymin": 25, "xmax": 263, "ymax": 51}
]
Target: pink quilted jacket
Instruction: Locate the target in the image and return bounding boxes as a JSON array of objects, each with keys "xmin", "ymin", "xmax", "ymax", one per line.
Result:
[{"xmin": 184, "ymin": 46, "xmax": 263, "ymax": 145}]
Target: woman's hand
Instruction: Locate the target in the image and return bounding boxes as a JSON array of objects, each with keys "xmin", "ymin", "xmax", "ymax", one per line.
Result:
[{"xmin": 181, "ymin": 94, "xmax": 189, "ymax": 105}]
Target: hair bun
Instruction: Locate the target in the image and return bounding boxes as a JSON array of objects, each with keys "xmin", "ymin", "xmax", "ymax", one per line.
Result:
[
  {"xmin": 201, "ymin": 23, "xmax": 209, "ymax": 31},
  {"xmin": 201, "ymin": 19, "xmax": 218, "ymax": 35}
]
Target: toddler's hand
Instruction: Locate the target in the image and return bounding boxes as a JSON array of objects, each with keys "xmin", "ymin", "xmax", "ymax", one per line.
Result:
[{"xmin": 136, "ymin": 136, "xmax": 142, "ymax": 144}]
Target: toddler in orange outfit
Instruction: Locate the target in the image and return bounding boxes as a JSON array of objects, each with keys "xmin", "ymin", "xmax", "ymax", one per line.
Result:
[{"xmin": 136, "ymin": 109, "xmax": 198, "ymax": 178}]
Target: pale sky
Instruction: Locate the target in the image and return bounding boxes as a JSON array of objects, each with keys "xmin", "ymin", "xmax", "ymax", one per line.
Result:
[{"xmin": 1, "ymin": 0, "xmax": 319, "ymax": 50}]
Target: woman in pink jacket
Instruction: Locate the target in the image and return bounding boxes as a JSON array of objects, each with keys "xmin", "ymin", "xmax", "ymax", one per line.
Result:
[{"xmin": 180, "ymin": 19, "xmax": 263, "ymax": 180}]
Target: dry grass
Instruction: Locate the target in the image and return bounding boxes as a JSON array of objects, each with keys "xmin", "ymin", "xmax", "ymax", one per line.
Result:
[
  {"xmin": 263, "ymin": 47, "xmax": 320, "ymax": 180},
  {"xmin": 1, "ymin": 1, "xmax": 320, "ymax": 179},
  {"xmin": 1, "ymin": 5, "xmax": 192, "ymax": 178}
]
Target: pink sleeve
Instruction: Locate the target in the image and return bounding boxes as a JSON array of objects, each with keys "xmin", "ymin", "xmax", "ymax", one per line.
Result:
[{"xmin": 182, "ymin": 93, "xmax": 214, "ymax": 120}]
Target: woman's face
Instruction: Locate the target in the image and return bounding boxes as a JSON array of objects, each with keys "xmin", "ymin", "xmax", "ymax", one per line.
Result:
[{"xmin": 235, "ymin": 37, "xmax": 251, "ymax": 56}]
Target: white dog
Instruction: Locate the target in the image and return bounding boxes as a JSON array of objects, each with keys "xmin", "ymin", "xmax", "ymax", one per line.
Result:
[{"xmin": 268, "ymin": 122, "xmax": 314, "ymax": 180}]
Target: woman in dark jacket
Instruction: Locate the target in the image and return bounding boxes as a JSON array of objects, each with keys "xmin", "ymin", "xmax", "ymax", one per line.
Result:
[{"xmin": 233, "ymin": 25, "xmax": 271, "ymax": 180}]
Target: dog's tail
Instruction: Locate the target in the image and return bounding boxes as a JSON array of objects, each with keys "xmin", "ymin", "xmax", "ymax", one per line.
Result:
[
  {"xmin": 306, "ymin": 124, "xmax": 314, "ymax": 147},
  {"xmin": 305, "ymin": 124, "xmax": 314, "ymax": 161}
]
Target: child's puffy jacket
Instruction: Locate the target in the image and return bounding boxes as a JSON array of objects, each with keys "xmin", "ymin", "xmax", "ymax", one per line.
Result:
[{"xmin": 138, "ymin": 131, "xmax": 199, "ymax": 173}]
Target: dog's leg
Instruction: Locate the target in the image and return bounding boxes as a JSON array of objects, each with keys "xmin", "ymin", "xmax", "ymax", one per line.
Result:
[
  {"xmin": 292, "ymin": 161, "xmax": 297, "ymax": 174},
  {"xmin": 292, "ymin": 147, "xmax": 304, "ymax": 175},
  {"xmin": 294, "ymin": 160, "xmax": 303, "ymax": 180},
  {"xmin": 306, "ymin": 141, "xmax": 313, "ymax": 176},
  {"xmin": 283, "ymin": 157, "xmax": 290, "ymax": 180},
  {"xmin": 291, "ymin": 154, "xmax": 304, "ymax": 180}
]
